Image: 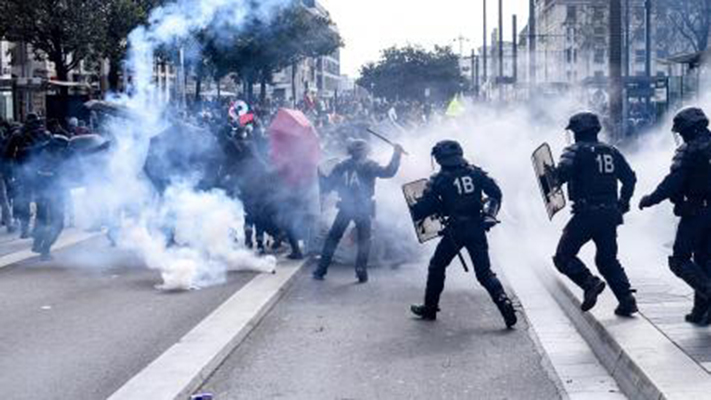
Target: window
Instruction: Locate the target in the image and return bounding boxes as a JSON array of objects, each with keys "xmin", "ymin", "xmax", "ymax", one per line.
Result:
[
  {"xmin": 635, "ymin": 49, "xmax": 646, "ymax": 63},
  {"xmin": 594, "ymin": 71, "xmax": 605, "ymax": 78},
  {"xmin": 594, "ymin": 49, "xmax": 605, "ymax": 64},
  {"xmin": 593, "ymin": 7, "xmax": 604, "ymax": 21},
  {"xmin": 566, "ymin": 6, "xmax": 577, "ymax": 23}
]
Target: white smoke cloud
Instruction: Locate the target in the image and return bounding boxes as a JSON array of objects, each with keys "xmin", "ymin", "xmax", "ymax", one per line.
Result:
[{"xmin": 81, "ymin": 0, "xmax": 287, "ymax": 290}]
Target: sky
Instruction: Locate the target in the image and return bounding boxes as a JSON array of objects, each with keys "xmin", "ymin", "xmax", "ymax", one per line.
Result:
[{"xmin": 320, "ymin": 0, "xmax": 531, "ymax": 78}]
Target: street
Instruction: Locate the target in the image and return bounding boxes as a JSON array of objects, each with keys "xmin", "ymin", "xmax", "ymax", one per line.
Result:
[
  {"xmin": 2, "ymin": 0, "xmax": 711, "ymax": 398},
  {"xmin": 0, "ymin": 235, "xmax": 256, "ymax": 400},
  {"xmin": 199, "ymin": 261, "xmax": 562, "ymax": 400}
]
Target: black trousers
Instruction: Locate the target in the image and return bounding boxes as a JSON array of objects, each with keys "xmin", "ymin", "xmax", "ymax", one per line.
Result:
[
  {"xmin": 244, "ymin": 211, "xmax": 265, "ymax": 248},
  {"xmin": 424, "ymin": 224, "xmax": 505, "ymax": 309},
  {"xmin": 33, "ymin": 187, "xmax": 65, "ymax": 255},
  {"xmin": 670, "ymin": 210, "xmax": 711, "ymax": 312},
  {"xmin": 553, "ymin": 209, "xmax": 633, "ymax": 301},
  {"xmin": 317, "ymin": 209, "xmax": 372, "ymax": 274},
  {"xmin": 12, "ymin": 167, "xmax": 34, "ymax": 230}
]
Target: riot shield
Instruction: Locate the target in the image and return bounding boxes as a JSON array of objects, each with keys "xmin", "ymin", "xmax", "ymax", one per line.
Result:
[
  {"xmin": 402, "ymin": 179, "xmax": 444, "ymax": 244},
  {"xmin": 532, "ymin": 143, "xmax": 566, "ymax": 220}
]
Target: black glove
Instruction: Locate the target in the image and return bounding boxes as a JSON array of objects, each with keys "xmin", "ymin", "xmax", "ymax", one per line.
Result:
[
  {"xmin": 639, "ymin": 195, "xmax": 654, "ymax": 210},
  {"xmin": 482, "ymin": 215, "xmax": 500, "ymax": 231},
  {"xmin": 618, "ymin": 200, "xmax": 630, "ymax": 215}
]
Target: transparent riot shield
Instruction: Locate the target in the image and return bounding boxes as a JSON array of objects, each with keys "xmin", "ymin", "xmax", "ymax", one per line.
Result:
[
  {"xmin": 402, "ymin": 179, "xmax": 444, "ymax": 243},
  {"xmin": 532, "ymin": 143, "xmax": 567, "ymax": 220}
]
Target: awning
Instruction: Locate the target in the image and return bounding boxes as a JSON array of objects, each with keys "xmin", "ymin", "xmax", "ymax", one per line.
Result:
[
  {"xmin": 47, "ymin": 80, "xmax": 92, "ymax": 89},
  {"xmin": 661, "ymin": 49, "xmax": 711, "ymax": 69}
]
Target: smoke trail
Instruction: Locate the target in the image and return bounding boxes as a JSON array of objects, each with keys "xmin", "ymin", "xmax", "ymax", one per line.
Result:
[{"xmin": 81, "ymin": 0, "xmax": 287, "ymax": 290}]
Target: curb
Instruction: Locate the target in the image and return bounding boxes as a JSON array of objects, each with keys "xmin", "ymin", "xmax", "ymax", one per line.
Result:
[
  {"xmin": 544, "ymin": 270, "xmax": 711, "ymax": 400},
  {"xmin": 0, "ymin": 230, "xmax": 101, "ymax": 270},
  {"xmin": 108, "ymin": 257, "xmax": 311, "ymax": 400}
]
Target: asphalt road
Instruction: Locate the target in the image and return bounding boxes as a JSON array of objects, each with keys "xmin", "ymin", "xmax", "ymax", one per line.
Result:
[
  {"xmin": 200, "ymin": 260, "xmax": 562, "ymax": 400},
  {"xmin": 0, "ymin": 236, "xmax": 256, "ymax": 400}
]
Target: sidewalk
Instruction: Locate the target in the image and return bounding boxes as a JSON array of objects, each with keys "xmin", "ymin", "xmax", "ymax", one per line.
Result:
[{"xmin": 547, "ymin": 244, "xmax": 711, "ymax": 399}]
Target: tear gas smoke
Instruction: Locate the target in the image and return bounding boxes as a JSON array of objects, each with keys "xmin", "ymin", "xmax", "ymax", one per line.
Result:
[{"xmin": 79, "ymin": 0, "xmax": 286, "ymax": 290}]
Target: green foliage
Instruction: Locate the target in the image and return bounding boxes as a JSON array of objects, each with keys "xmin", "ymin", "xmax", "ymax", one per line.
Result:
[
  {"xmin": 357, "ymin": 45, "xmax": 465, "ymax": 103},
  {"xmin": 0, "ymin": 0, "xmax": 342, "ymax": 96},
  {"xmin": 0, "ymin": 0, "xmax": 107, "ymax": 80},
  {"xmin": 199, "ymin": 3, "xmax": 343, "ymax": 85},
  {"xmin": 0, "ymin": 0, "xmax": 159, "ymax": 90}
]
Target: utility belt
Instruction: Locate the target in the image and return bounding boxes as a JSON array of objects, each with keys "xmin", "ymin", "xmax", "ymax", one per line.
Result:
[
  {"xmin": 674, "ymin": 197, "xmax": 711, "ymax": 217},
  {"xmin": 572, "ymin": 199, "xmax": 618, "ymax": 213},
  {"xmin": 444, "ymin": 213, "xmax": 484, "ymax": 227}
]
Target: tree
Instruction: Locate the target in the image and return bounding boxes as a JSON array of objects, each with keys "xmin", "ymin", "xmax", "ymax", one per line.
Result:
[
  {"xmin": 357, "ymin": 45, "xmax": 465, "ymax": 103},
  {"xmin": 95, "ymin": 0, "xmax": 160, "ymax": 91},
  {"xmin": 198, "ymin": 2, "xmax": 342, "ymax": 104},
  {"xmin": 267, "ymin": 4, "xmax": 343, "ymax": 104},
  {"xmin": 0, "ymin": 0, "xmax": 107, "ymax": 96},
  {"xmin": 657, "ymin": 0, "xmax": 711, "ymax": 53}
]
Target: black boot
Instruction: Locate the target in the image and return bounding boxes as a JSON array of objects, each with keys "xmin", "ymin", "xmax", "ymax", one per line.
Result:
[
  {"xmin": 411, "ymin": 304, "xmax": 438, "ymax": 321},
  {"xmin": 685, "ymin": 293, "xmax": 710, "ymax": 325},
  {"xmin": 287, "ymin": 250, "xmax": 304, "ymax": 260},
  {"xmin": 685, "ymin": 309, "xmax": 709, "ymax": 325},
  {"xmin": 495, "ymin": 294, "xmax": 517, "ymax": 329},
  {"xmin": 581, "ymin": 277, "xmax": 606, "ymax": 312},
  {"xmin": 356, "ymin": 268, "xmax": 368, "ymax": 283},
  {"xmin": 614, "ymin": 293, "xmax": 639, "ymax": 317},
  {"xmin": 312, "ymin": 263, "xmax": 327, "ymax": 281}
]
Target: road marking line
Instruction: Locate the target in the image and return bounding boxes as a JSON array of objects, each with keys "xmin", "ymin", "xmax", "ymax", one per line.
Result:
[
  {"xmin": 0, "ymin": 230, "xmax": 101, "ymax": 270},
  {"xmin": 108, "ymin": 259, "xmax": 307, "ymax": 400}
]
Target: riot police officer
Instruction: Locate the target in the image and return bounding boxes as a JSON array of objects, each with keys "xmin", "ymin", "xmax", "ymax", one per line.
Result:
[
  {"xmin": 639, "ymin": 107, "xmax": 711, "ymax": 324},
  {"xmin": 551, "ymin": 112, "xmax": 638, "ymax": 316},
  {"xmin": 5, "ymin": 113, "xmax": 51, "ymax": 238},
  {"xmin": 32, "ymin": 134, "xmax": 70, "ymax": 261},
  {"xmin": 313, "ymin": 139, "xmax": 404, "ymax": 283},
  {"xmin": 409, "ymin": 140, "xmax": 517, "ymax": 328}
]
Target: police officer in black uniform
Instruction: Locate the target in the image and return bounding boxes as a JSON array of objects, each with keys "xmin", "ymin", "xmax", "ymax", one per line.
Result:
[
  {"xmin": 551, "ymin": 112, "xmax": 638, "ymax": 316},
  {"xmin": 639, "ymin": 107, "xmax": 711, "ymax": 324},
  {"xmin": 409, "ymin": 140, "xmax": 517, "ymax": 328},
  {"xmin": 5, "ymin": 113, "xmax": 51, "ymax": 238},
  {"xmin": 32, "ymin": 134, "xmax": 70, "ymax": 261},
  {"xmin": 313, "ymin": 139, "xmax": 404, "ymax": 283}
]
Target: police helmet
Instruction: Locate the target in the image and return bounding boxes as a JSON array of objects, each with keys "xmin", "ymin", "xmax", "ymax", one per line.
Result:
[
  {"xmin": 566, "ymin": 111, "xmax": 602, "ymax": 135},
  {"xmin": 26, "ymin": 113, "xmax": 40, "ymax": 124},
  {"xmin": 347, "ymin": 139, "xmax": 371, "ymax": 158},
  {"xmin": 432, "ymin": 140, "xmax": 464, "ymax": 167},
  {"xmin": 672, "ymin": 107, "xmax": 709, "ymax": 135}
]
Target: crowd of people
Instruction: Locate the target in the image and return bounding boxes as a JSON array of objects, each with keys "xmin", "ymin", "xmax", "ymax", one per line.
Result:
[
  {"xmin": 4, "ymin": 96, "xmax": 711, "ymax": 330},
  {"xmin": 0, "ymin": 113, "xmax": 105, "ymax": 260},
  {"xmin": 0, "ymin": 93, "xmax": 430, "ymax": 267}
]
